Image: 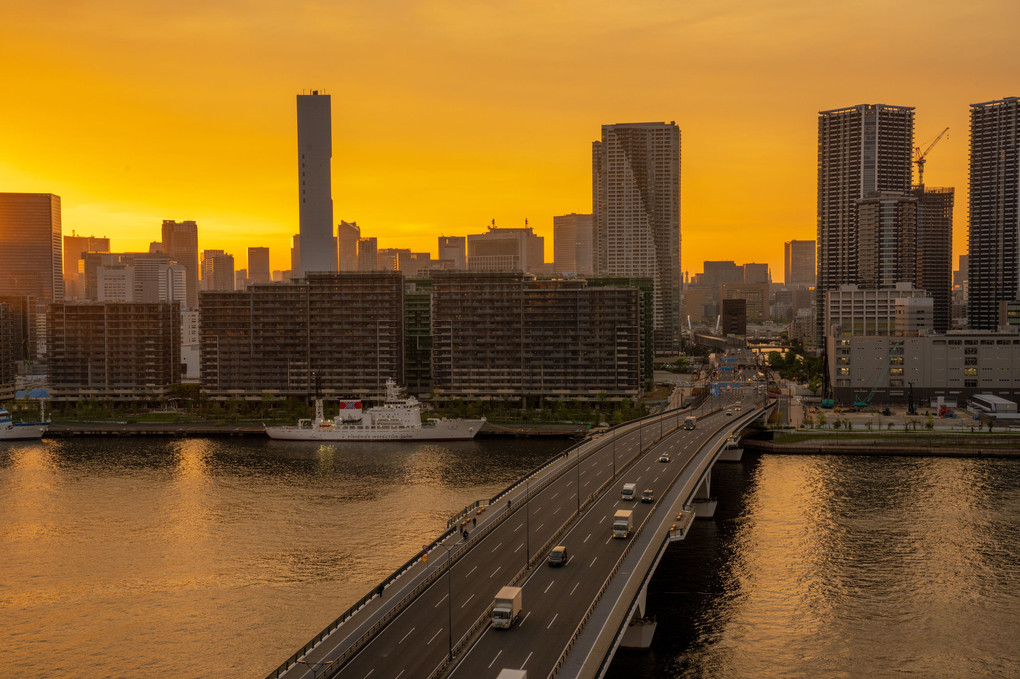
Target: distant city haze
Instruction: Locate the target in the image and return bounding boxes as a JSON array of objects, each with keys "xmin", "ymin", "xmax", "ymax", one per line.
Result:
[{"xmin": 3, "ymin": 2, "xmax": 1014, "ymax": 279}]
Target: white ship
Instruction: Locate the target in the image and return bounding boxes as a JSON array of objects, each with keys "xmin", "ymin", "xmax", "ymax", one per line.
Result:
[
  {"xmin": 265, "ymin": 379, "xmax": 485, "ymax": 441},
  {"xmin": 0, "ymin": 408, "xmax": 48, "ymax": 441}
]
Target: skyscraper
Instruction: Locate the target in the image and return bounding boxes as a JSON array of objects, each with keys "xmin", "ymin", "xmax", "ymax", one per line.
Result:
[
  {"xmin": 553, "ymin": 213, "xmax": 593, "ymax": 275},
  {"xmin": 784, "ymin": 239, "xmax": 815, "ymax": 288},
  {"xmin": 856, "ymin": 191, "xmax": 918, "ymax": 289},
  {"xmin": 816, "ymin": 104, "xmax": 914, "ymax": 338},
  {"xmin": 247, "ymin": 247, "xmax": 271, "ymax": 284},
  {"xmin": 201, "ymin": 250, "xmax": 235, "ymax": 292},
  {"xmin": 297, "ymin": 91, "xmax": 336, "ymax": 276},
  {"xmin": 968, "ymin": 97, "xmax": 1020, "ymax": 330},
  {"xmin": 63, "ymin": 233, "xmax": 110, "ymax": 300},
  {"xmin": 0, "ymin": 193, "xmax": 63, "ymax": 302},
  {"xmin": 593, "ymin": 122, "xmax": 681, "ymax": 352},
  {"xmin": 358, "ymin": 237, "xmax": 378, "ymax": 272},
  {"xmin": 160, "ymin": 219, "xmax": 199, "ymax": 309},
  {"xmin": 338, "ymin": 221, "xmax": 360, "ymax": 271}
]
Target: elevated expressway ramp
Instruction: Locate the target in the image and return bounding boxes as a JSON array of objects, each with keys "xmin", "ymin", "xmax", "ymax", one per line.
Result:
[{"xmin": 270, "ymin": 390, "xmax": 772, "ymax": 679}]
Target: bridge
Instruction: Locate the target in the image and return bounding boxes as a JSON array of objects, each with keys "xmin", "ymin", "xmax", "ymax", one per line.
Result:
[{"xmin": 266, "ymin": 387, "xmax": 774, "ymax": 679}]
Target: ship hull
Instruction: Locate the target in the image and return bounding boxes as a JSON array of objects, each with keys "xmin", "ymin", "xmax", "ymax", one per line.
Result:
[{"xmin": 265, "ymin": 419, "xmax": 486, "ymax": 441}]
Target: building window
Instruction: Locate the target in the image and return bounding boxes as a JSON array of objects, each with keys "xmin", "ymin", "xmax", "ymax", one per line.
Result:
[
  {"xmin": 964, "ymin": 368, "xmax": 977, "ymax": 377},
  {"xmin": 965, "ymin": 357, "xmax": 977, "ymax": 365},
  {"xmin": 889, "ymin": 368, "xmax": 904, "ymax": 376},
  {"xmin": 890, "ymin": 379, "xmax": 903, "ymax": 387},
  {"xmin": 838, "ymin": 367, "xmax": 850, "ymax": 375}
]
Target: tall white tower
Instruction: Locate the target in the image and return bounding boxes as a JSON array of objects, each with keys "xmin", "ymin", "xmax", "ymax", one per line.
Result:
[{"xmin": 297, "ymin": 91, "xmax": 336, "ymax": 276}]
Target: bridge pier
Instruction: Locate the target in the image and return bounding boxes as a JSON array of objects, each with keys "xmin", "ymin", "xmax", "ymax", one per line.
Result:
[
  {"xmin": 620, "ymin": 581, "xmax": 657, "ymax": 649},
  {"xmin": 692, "ymin": 466, "xmax": 717, "ymax": 519}
]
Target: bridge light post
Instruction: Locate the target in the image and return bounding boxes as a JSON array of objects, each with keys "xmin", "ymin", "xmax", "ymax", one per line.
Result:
[
  {"xmin": 576, "ymin": 448, "xmax": 581, "ymax": 513},
  {"xmin": 525, "ymin": 477, "xmax": 531, "ymax": 567},
  {"xmin": 612, "ymin": 433, "xmax": 616, "ymax": 478}
]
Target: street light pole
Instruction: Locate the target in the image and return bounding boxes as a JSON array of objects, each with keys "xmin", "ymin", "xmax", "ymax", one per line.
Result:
[
  {"xmin": 576, "ymin": 448, "xmax": 581, "ymax": 513},
  {"xmin": 445, "ymin": 542, "xmax": 453, "ymax": 659},
  {"xmin": 525, "ymin": 477, "xmax": 530, "ymax": 567}
]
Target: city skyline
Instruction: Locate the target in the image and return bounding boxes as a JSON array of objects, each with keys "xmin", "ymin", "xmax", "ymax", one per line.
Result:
[{"xmin": 3, "ymin": 1, "xmax": 1016, "ymax": 279}]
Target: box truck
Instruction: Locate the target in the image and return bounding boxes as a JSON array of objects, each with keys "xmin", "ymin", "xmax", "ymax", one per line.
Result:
[
  {"xmin": 613, "ymin": 509, "xmax": 633, "ymax": 538},
  {"xmin": 492, "ymin": 586, "xmax": 523, "ymax": 629}
]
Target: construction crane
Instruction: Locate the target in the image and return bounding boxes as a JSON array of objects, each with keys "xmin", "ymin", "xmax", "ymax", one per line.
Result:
[
  {"xmin": 914, "ymin": 127, "xmax": 949, "ymax": 188},
  {"xmin": 853, "ymin": 341, "xmax": 903, "ymax": 408}
]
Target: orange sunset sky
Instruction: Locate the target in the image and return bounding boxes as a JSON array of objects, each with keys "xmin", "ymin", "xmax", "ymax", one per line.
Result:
[{"xmin": 2, "ymin": 0, "xmax": 1017, "ymax": 281}]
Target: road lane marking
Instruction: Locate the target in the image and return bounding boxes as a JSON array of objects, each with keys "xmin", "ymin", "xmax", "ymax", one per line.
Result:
[
  {"xmin": 584, "ymin": 532, "xmax": 591, "ymax": 543},
  {"xmin": 536, "ymin": 523, "xmax": 544, "ymax": 532},
  {"xmin": 490, "ymin": 566, "xmax": 501, "ymax": 578},
  {"xmin": 467, "ymin": 565, "xmax": 477, "ymax": 577},
  {"xmin": 522, "ymin": 651, "xmax": 534, "ymax": 668},
  {"xmin": 491, "ymin": 542, "xmax": 503, "ymax": 553},
  {"xmin": 399, "ymin": 627, "xmax": 416, "ymax": 644},
  {"xmin": 515, "ymin": 523, "xmax": 523, "ymax": 532},
  {"xmin": 428, "ymin": 628, "xmax": 442, "ymax": 645},
  {"xmin": 461, "ymin": 594, "xmax": 474, "ymax": 608},
  {"xmin": 571, "ymin": 582, "xmax": 580, "ymax": 595},
  {"xmin": 488, "ymin": 651, "xmax": 503, "ymax": 669},
  {"xmin": 434, "ymin": 593, "xmax": 448, "ymax": 608},
  {"xmin": 551, "ymin": 492, "xmax": 559, "ymax": 499},
  {"xmin": 544, "ymin": 580, "xmax": 555, "ymax": 594},
  {"xmin": 552, "ymin": 506, "xmax": 561, "ymax": 515},
  {"xmin": 364, "ymin": 671, "xmax": 374, "ymax": 679},
  {"xmin": 515, "ymin": 544, "xmax": 523, "ymax": 553},
  {"xmin": 590, "ymin": 556, "xmax": 598, "ymax": 567},
  {"xmin": 395, "ymin": 671, "xmax": 405, "ymax": 679},
  {"xmin": 519, "ymin": 611, "xmax": 532, "ymax": 627},
  {"xmin": 605, "ymin": 537, "xmax": 613, "ymax": 544}
]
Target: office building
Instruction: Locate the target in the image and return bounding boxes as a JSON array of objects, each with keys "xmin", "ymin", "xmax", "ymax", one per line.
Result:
[
  {"xmin": 201, "ymin": 250, "xmax": 235, "ymax": 292},
  {"xmin": 430, "ymin": 273, "xmax": 642, "ymax": 402},
  {"xmin": 915, "ymin": 186, "xmax": 954, "ymax": 333},
  {"xmin": 438, "ymin": 236, "xmax": 466, "ymax": 270},
  {"xmin": 160, "ymin": 220, "xmax": 199, "ymax": 309},
  {"xmin": 742, "ymin": 262, "xmax": 770, "ymax": 285},
  {"xmin": 96, "ymin": 265, "xmax": 134, "ymax": 302},
  {"xmin": 968, "ymin": 97, "xmax": 1020, "ymax": 330},
  {"xmin": 720, "ymin": 282, "xmax": 770, "ymax": 323},
  {"xmin": 200, "ymin": 273, "xmax": 404, "ymax": 399},
  {"xmin": 290, "ymin": 234, "xmax": 300, "ymax": 274},
  {"xmin": 720, "ymin": 298, "xmax": 747, "ymax": 337},
  {"xmin": 593, "ymin": 122, "xmax": 681, "ymax": 353},
  {"xmin": 247, "ymin": 247, "xmax": 271, "ymax": 284},
  {"xmin": 63, "ymin": 234, "xmax": 110, "ymax": 300},
  {"xmin": 828, "ymin": 329, "xmax": 1020, "ymax": 405},
  {"xmin": 358, "ymin": 237, "xmax": 378, "ymax": 272},
  {"xmin": 553, "ymin": 213, "xmax": 594, "ymax": 275},
  {"xmin": 466, "ymin": 223, "xmax": 545, "ymax": 273},
  {"xmin": 784, "ymin": 239, "xmax": 815, "ymax": 288},
  {"xmin": 824, "ymin": 283, "xmax": 932, "ymax": 337},
  {"xmin": 338, "ymin": 221, "xmax": 360, "ymax": 271},
  {"xmin": 297, "ymin": 91, "xmax": 336, "ymax": 276},
  {"xmin": 816, "ymin": 104, "xmax": 914, "ymax": 338},
  {"xmin": 235, "ymin": 269, "xmax": 248, "ymax": 291},
  {"xmin": 47, "ymin": 302, "xmax": 182, "ymax": 401},
  {"xmin": 0, "ymin": 193, "xmax": 63, "ymax": 303}
]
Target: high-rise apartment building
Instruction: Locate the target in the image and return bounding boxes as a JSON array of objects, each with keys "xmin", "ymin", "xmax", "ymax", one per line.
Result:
[
  {"xmin": 816, "ymin": 104, "xmax": 914, "ymax": 338},
  {"xmin": 553, "ymin": 213, "xmax": 594, "ymax": 275},
  {"xmin": 201, "ymin": 250, "xmax": 235, "ymax": 292},
  {"xmin": 247, "ymin": 247, "xmax": 271, "ymax": 284},
  {"xmin": 438, "ymin": 236, "xmax": 466, "ymax": 270},
  {"xmin": 856, "ymin": 191, "xmax": 918, "ymax": 289},
  {"xmin": 0, "ymin": 302, "xmax": 15, "ymax": 401},
  {"xmin": 338, "ymin": 221, "xmax": 360, "ymax": 271},
  {"xmin": 47, "ymin": 302, "xmax": 181, "ymax": 401},
  {"xmin": 160, "ymin": 219, "xmax": 199, "ymax": 309},
  {"xmin": 915, "ymin": 186, "xmax": 954, "ymax": 333},
  {"xmin": 784, "ymin": 240, "xmax": 815, "ymax": 288},
  {"xmin": 0, "ymin": 193, "xmax": 63, "ymax": 302},
  {"xmin": 968, "ymin": 97, "xmax": 1020, "ymax": 330},
  {"xmin": 63, "ymin": 233, "xmax": 110, "ymax": 299},
  {"xmin": 297, "ymin": 91, "xmax": 336, "ymax": 276},
  {"xmin": 593, "ymin": 122, "xmax": 681, "ymax": 352}
]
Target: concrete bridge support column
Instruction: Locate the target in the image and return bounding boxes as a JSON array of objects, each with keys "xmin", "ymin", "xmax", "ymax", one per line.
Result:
[
  {"xmin": 693, "ymin": 466, "xmax": 717, "ymax": 519},
  {"xmin": 620, "ymin": 580, "xmax": 657, "ymax": 649}
]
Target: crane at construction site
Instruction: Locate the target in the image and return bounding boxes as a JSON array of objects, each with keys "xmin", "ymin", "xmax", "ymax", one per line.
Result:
[{"xmin": 914, "ymin": 126, "xmax": 949, "ymax": 189}]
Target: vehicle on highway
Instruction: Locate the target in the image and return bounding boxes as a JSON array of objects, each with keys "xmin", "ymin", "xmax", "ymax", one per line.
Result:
[
  {"xmin": 683, "ymin": 416, "xmax": 697, "ymax": 430},
  {"xmin": 658, "ymin": 452, "xmax": 670, "ymax": 463},
  {"xmin": 621, "ymin": 482, "xmax": 637, "ymax": 500},
  {"xmin": 496, "ymin": 670, "xmax": 527, "ymax": 679},
  {"xmin": 725, "ymin": 409, "xmax": 733, "ymax": 416},
  {"xmin": 641, "ymin": 488, "xmax": 654, "ymax": 503},
  {"xmin": 492, "ymin": 586, "xmax": 523, "ymax": 629},
  {"xmin": 547, "ymin": 545, "xmax": 569, "ymax": 567},
  {"xmin": 612, "ymin": 510, "xmax": 633, "ymax": 538}
]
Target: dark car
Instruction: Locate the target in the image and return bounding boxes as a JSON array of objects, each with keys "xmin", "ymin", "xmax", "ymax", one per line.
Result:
[{"xmin": 548, "ymin": 545, "xmax": 569, "ymax": 567}]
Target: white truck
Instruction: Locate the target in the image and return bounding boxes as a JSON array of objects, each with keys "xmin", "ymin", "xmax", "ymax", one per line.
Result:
[
  {"xmin": 492, "ymin": 586, "xmax": 523, "ymax": 629},
  {"xmin": 496, "ymin": 671, "xmax": 527, "ymax": 679},
  {"xmin": 621, "ymin": 482, "xmax": 637, "ymax": 500},
  {"xmin": 613, "ymin": 509, "xmax": 633, "ymax": 538}
]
